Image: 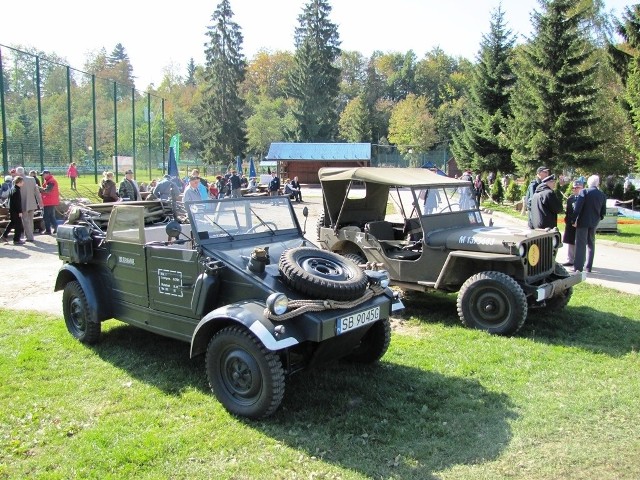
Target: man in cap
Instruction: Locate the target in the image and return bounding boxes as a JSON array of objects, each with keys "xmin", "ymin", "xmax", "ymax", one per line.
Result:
[
  {"xmin": 529, "ymin": 174, "xmax": 563, "ymax": 229},
  {"xmin": 572, "ymin": 175, "xmax": 607, "ymax": 273},
  {"xmin": 561, "ymin": 180, "xmax": 583, "ymax": 266},
  {"xmin": 183, "ymin": 175, "xmax": 202, "ymax": 203},
  {"xmin": 118, "ymin": 169, "xmax": 140, "ymax": 201},
  {"xmin": 39, "ymin": 170, "xmax": 60, "ymax": 234},
  {"xmin": 525, "ymin": 166, "xmax": 551, "ymax": 213}
]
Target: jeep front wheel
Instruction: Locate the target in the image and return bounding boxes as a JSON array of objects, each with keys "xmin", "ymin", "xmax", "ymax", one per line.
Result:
[
  {"xmin": 206, "ymin": 326, "xmax": 285, "ymax": 419},
  {"xmin": 457, "ymin": 271, "xmax": 527, "ymax": 335},
  {"xmin": 62, "ymin": 281, "xmax": 101, "ymax": 344},
  {"xmin": 344, "ymin": 318, "xmax": 391, "ymax": 363},
  {"xmin": 279, "ymin": 247, "xmax": 368, "ymax": 301}
]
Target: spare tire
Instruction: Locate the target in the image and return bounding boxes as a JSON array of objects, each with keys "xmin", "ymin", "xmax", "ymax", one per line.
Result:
[{"xmin": 279, "ymin": 247, "xmax": 368, "ymax": 301}]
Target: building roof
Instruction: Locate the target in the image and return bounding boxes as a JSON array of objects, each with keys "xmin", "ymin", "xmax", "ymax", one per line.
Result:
[{"xmin": 266, "ymin": 142, "xmax": 371, "ymax": 161}]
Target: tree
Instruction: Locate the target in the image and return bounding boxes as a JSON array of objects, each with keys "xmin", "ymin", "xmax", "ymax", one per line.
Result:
[
  {"xmin": 451, "ymin": 6, "xmax": 516, "ymax": 174},
  {"xmin": 200, "ymin": 0, "xmax": 247, "ymax": 165},
  {"xmin": 388, "ymin": 94, "xmax": 437, "ymax": 158},
  {"xmin": 507, "ymin": 0, "xmax": 602, "ymax": 175},
  {"xmin": 186, "ymin": 58, "xmax": 197, "ymax": 86},
  {"xmin": 338, "ymin": 95, "xmax": 371, "ymax": 142},
  {"xmin": 286, "ymin": 0, "xmax": 341, "ymax": 142},
  {"xmin": 246, "ymin": 96, "xmax": 294, "ymax": 159}
]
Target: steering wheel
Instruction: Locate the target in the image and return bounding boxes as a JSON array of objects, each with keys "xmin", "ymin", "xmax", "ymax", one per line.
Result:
[
  {"xmin": 246, "ymin": 222, "xmax": 278, "ymax": 234},
  {"xmin": 438, "ymin": 203, "xmax": 459, "ymax": 213}
]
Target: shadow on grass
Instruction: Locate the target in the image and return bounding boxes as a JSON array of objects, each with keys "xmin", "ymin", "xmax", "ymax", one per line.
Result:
[
  {"xmin": 401, "ymin": 289, "xmax": 640, "ymax": 356},
  {"xmin": 94, "ymin": 323, "xmax": 516, "ymax": 480}
]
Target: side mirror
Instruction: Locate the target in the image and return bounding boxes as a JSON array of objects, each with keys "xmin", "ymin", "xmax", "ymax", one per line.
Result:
[
  {"xmin": 302, "ymin": 206, "xmax": 309, "ymax": 217},
  {"xmin": 165, "ymin": 220, "xmax": 182, "ymax": 239}
]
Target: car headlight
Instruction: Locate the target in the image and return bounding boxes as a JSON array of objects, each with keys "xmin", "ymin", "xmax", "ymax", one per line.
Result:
[
  {"xmin": 552, "ymin": 235, "xmax": 560, "ymax": 248},
  {"xmin": 518, "ymin": 244, "xmax": 526, "ymax": 257},
  {"xmin": 266, "ymin": 293, "xmax": 288, "ymax": 315},
  {"xmin": 365, "ymin": 269, "xmax": 390, "ymax": 288}
]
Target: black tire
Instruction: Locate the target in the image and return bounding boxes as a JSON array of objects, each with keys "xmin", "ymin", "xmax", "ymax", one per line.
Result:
[
  {"xmin": 457, "ymin": 271, "xmax": 527, "ymax": 335},
  {"xmin": 344, "ymin": 318, "xmax": 391, "ymax": 363},
  {"xmin": 279, "ymin": 247, "xmax": 368, "ymax": 301},
  {"xmin": 206, "ymin": 326, "xmax": 285, "ymax": 419},
  {"xmin": 343, "ymin": 252, "xmax": 366, "ymax": 266},
  {"xmin": 62, "ymin": 281, "xmax": 101, "ymax": 344},
  {"xmin": 541, "ymin": 264, "xmax": 574, "ymax": 312},
  {"xmin": 316, "ymin": 213, "xmax": 328, "ymax": 240}
]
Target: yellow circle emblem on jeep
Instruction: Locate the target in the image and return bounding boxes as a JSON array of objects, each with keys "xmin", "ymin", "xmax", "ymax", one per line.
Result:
[{"xmin": 528, "ymin": 244, "xmax": 540, "ymax": 266}]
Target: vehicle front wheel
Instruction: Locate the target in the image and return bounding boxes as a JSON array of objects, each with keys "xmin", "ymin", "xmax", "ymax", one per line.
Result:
[
  {"xmin": 457, "ymin": 271, "xmax": 527, "ymax": 335},
  {"xmin": 343, "ymin": 318, "xmax": 391, "ymax": 363},
  {"xmin": 206, "ymin": 326, "xmax": 285, "ymax": 419},
  {"xmin": 62, "ymin": 281, "xmax": 101, "ymax": 344}
]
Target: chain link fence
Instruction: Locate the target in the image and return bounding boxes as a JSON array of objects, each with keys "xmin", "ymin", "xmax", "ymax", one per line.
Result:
[{"xmin": 0, "ymin": 44, "xmax": 166, "ymax": 183}]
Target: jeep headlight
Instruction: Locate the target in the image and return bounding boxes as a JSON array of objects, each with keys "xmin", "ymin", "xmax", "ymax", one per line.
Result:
[
  {"xmin": 365, "ymin": 269, "xmax": 390, "ymax": 288},
  {"xmin": 266, "ymin": 293, "xmax": 289, "ymax": 315},
  {"xmin": 552, "ymin": 235, "xmax": 559, "ymax": 248},
  {"xmin": 518, "ymin": 244, "xmax": 526, "ymax": 257}
]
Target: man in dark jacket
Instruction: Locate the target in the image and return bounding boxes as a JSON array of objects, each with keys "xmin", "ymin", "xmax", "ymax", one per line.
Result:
[
  {"xmin": 1, "ymin": 176, "xmax": 25, "ymax": 245},
  {"xmin": 561, "ymin": 180, "xmax": 583, "ymax": 266},
  {"xmin": 525, "ymin": 166, "xmax": 551, "ymax": 212},
  {"xmin": 572, "ymin": 175, "xmax": 607, "ymax": 273},
  {"xmin": 529, "ymin": 175, "xmax": 563, "ymax": 229}
]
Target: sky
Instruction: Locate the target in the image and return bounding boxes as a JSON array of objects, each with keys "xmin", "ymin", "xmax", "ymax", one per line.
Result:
[{"xmin": 2, "ymin": 0, "xmax": 634, "ymax": 89}]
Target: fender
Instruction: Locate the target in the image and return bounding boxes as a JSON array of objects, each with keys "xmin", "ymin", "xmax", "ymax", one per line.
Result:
[
  {"xmin": 54, "ymin": 264, "xmax": 113, "ymax": 322},
  {"xmin": 190, "ymin": 301, "xmax": 300, "ymax": 358}
]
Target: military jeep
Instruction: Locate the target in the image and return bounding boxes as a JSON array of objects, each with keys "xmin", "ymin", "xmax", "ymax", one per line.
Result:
[
  {"xmin": 317, "ymin": 167, "xmax": 584, "ymax": 335},
  {"xmin": 54, "ymin": 196, "xmax": 403, "ymax": 419}
]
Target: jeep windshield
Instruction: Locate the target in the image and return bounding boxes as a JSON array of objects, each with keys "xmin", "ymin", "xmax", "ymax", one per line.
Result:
[
  {"xmin": 185, "ymin": 196, "xmax": 300, "ymax": 242},
  {"xmin": 416, "ymin": 186, "xmax": 477, "ymax": 215}
]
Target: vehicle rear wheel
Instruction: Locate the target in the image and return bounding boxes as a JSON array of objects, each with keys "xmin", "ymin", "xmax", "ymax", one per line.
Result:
[
  {"xmin": 343, "ymin": 318, "xmax": 391, "ymax": 363},
  {"xmin": 457, "ymin": 271, "xmax": 527, "ymax": 335},
  {"xmin": 62, "ymin": 281, "xmax": 101, "ymax": 344},
  {"xmin": 279, "ymin": 247, "xmax": 368, "ymax": 301},
  {"xmin": 540, "ymin": 264, "xmax": 574, "ymax": 312},
  {"xmin": 206, "ymin": 326, "xmax": 285, "ymax": 419},
  {"xmin": 316, "ymin": 213, "xmax": 328, "ymax": 240}
]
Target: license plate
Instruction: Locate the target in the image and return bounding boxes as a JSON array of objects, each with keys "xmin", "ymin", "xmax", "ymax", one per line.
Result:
[{"xmin": 336, "ymin": 306, "xmax": 380, "ymax": 335}]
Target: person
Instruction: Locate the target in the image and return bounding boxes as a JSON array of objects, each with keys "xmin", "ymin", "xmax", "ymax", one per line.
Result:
[
  {"xmin": 529, "ymin": 174, "xmax": 563, "ymax": 229},
  {"xmin": 460, "ymin": 169, "xmax": 473, "ymax": 182},
  {"xmin": 39, "ymin": 170, "xmax": 60, "ymax": 235},
  {"xmin": 152, "ymin": 174, "xmax": 175, "ymax": 201},
  {"xmin": 229, "ymin": 169, "xmax": 242, "ymax": 198},
  {"xmin": 572, "ymin": 175, "xmax": 607, "ymax": 273},
  {"xmin": 29, "ymin": 170, "xmax": 41, "ymax": 187},
  {"xmin": 487, "ymin": 171, "xmax": 496, "ymax": 186},
  {"xmin": 283, "ymin": 179, "xmax": 295, "ymax": 199},
  {"xmin": 248, "ymin": 177, "xmax": 257, "ymax": 193},
  {"xmin": 183, "ymin": 176, "xmax": 202, "ymax": 203},
  {"xmin": 215, "ymin": 175, "xmax": 226, "ymax": 199},
  {"xmin": 422, "ymin": 188, "xmax": 441, "ymax": 214},
  {"xmin": 502, "ymin": 174, "xmax": 511, "ymax": 191},
  {"xmin": 15, "ymin": 166, "xmax": 42, "ymax": 242},
  {"xmin": 290, "ymin": 176, "xmax": 303, "ymax": 202},
  {"xmin": 118, "ymin": 169, "xmax": 141, "ymax": 201},
  {"xmin": 525, "ymin": 166, "xmax": 551, "ymax": 213},
  {"xmin": 67, "ymin": 162, "xmax": 79, "ymax": 190},
  {"xmin": 98, "ymin": 171, "xmax": 119, "ymax": 202},
  {"xmin": 473, "ymin": 174, "xmax": 485, "ymax": 206},
  {"xmin": 268, "ymin": 171, "xmax": 280, "ymax": 197},
  {"xmin": 562, "ymin": 180, "xmax": 584, "ymax": 266},
  {"xmin": 1, "ymin": 175, "xmax": 12, "ymax": 203},
  {"xmin": 240, "ymin": 174, "xmax": 249, "ymax": 189},
  {"xmin": 184, "ymin": 169, "xmax": 209, "ymax": 200},
  {"xmin": 1, "ymin": 176, "xmax": 25, "ymax": 245}
]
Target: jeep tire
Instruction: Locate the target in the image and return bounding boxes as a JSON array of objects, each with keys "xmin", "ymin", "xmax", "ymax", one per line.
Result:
[
  {"xmin": 279, "ymin": 247, "xmax": 368, "ymax": 301},
  {"xmin": 62, "ymin": 281, "xmax": 101, "ymax": 344},
  {"xmin": 344, "ymin": 318, "xmax": 391, "ymax": 363},
  {"xmin": 206, "ymin": 326, "xmax": 285, "ymax": 419},
  {"xmin": 457, "ymin": 271, "xmax": 527, "ymax": 335}
]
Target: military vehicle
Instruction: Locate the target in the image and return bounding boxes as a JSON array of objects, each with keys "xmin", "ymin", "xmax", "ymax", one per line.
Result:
[
  {"xmin": 54, "ymin": 196, "xmax": 403, "ymax": 418},
  {"xmin": 317, "ymin": 167, "xmax": 584, "ymax": 335}
]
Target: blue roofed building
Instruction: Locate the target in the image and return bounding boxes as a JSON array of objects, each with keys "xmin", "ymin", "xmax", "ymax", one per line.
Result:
[{"xmin": 265, "ymin": 142, "xmax": 371, "ymax": 184}]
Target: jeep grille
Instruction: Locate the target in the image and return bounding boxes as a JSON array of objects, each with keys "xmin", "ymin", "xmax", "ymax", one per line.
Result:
[{"xmin": 526, "ymin": 237, "xmax": 554, "ymax": 277}]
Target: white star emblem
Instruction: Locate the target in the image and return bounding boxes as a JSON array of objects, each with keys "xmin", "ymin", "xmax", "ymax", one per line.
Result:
[{"xmin": 356, "ymin": 233, "xmax": 364, "ymax": 244}]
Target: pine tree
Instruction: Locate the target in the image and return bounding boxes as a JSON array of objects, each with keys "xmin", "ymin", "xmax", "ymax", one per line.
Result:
[
  {"xmin": 451, "ymin": 6, "xmax": 516, "ymax": 174},
  {"xmin": 200, "ymin": 0, "xmax": 247, "ymax": 165},
  {"xmin": 286, "ymin": 0, "xmax": 341, "ymax": 142},
  {"xmin": 507, "ymin": 0, "xmax": 602, "ymax": 174}
]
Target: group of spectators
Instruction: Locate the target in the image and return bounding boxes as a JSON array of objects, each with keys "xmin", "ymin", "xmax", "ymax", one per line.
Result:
[
  {"xmin": 1, "ymin": 166, "xmax": 60, "ymax": 245},
  {"xmin": 525, "ymin": 166, "xmax": 607, "ymax": 273}
]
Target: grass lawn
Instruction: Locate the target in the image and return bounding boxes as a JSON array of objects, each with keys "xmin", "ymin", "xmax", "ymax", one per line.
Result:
[
  {"xmin": 484, "ymin": 201, "xmax": 640, "ymax": 246},
  {"xmin": 1, "ymin": 283, "xmax": 639, "ymax": 479}
]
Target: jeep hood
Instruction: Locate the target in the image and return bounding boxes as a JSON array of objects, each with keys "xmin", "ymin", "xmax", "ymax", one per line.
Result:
[{"xmin": 427, "ymin": 225, "xmax": 542, "ymax": 254}]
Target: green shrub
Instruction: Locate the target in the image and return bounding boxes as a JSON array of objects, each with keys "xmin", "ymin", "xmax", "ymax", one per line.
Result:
[
  {"xmin": 490, "ymin": 179, "xmax": 504, "ymax": 204},
  {"xmin": 505, "ymin": 181, "xmax": 521, "ymax": 203}
]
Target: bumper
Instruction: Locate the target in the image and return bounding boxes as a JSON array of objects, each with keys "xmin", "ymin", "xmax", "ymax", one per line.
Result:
[{"xmin": 535, "ymin": 271, "xmax": 586, "ymax": 302}]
